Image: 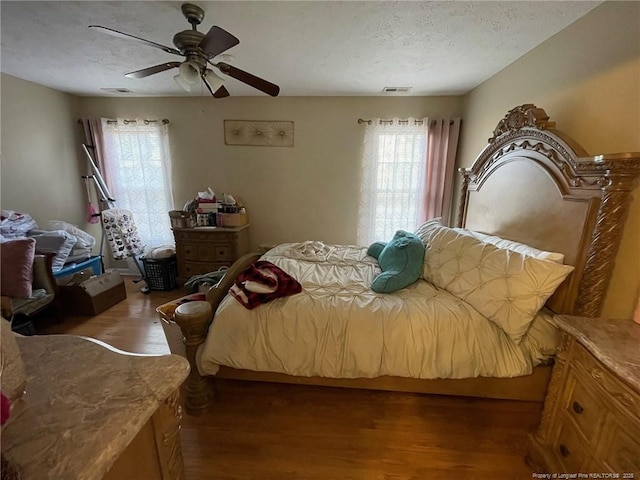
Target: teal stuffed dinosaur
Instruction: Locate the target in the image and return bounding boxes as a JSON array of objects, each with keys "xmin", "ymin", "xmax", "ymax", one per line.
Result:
[{"xmin": 367, "ymin": 230, "xmax": 425, "ymax": 293}]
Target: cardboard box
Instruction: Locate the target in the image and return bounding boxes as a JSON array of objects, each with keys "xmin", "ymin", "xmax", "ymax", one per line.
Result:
[{"xmin": 60, "ymin": 271, "xmax": 127, "ymax": 316}]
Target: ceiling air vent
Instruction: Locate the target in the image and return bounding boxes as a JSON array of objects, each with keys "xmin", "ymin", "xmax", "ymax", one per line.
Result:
[
  {"xmin": 382, "ymin": 87, "xmax": 412, "ymax": 94},
  {"xmin": 101, "ymin": 88, "xmax": 133, "ymax": 94}
]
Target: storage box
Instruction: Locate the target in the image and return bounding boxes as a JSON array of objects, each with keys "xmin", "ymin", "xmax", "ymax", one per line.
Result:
[
  {"xmin": 196, "ymin": 202, "xmax": 219, "ymax": 213},
  {"xmin": 142, "ymin": 256, "xmax": 178, "ymax": 291},
  {"xmin": 54, "ymin": 255, "xmax": 103, "ymax": 285},
  {"xmin": 59, "ymin": 271, "xmax": 127, "ymax": 316},
  {"xmin": 217, "ymin": 212, "xmax": 248, "ymax": 227},
  {"xmin": 169, "ymin": 210, "xmax": 196, "ymax": 229}
]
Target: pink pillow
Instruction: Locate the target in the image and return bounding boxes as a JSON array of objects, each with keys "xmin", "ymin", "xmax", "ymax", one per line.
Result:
[{"xmin": 1, "ymin": 238, "xmax": 36, "ymax": 298}]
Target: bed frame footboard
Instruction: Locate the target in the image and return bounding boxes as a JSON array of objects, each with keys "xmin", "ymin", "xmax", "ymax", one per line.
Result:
[{"xmin": 174, "ymin": 252, "xmax": 261, "ymax": 415}]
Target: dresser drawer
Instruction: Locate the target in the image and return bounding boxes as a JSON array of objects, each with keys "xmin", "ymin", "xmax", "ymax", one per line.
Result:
[
  {"xmin": 553, "ymin": 415, "xmax": 590, "ymax": 472},
  {"xmin": 173, "ymin": 226, "xmax": 249, "ymax": 281},
  {"xmin": 174, "ymin": 230, "xmax": 234, "ymax": 244},
  {"xmin": 563, "ymin": 368, "xmax": 604, "ymax": 443},
  {"xmin": 179, "ymin": 261, "xmax": 231, "ymax": 278},
  {"xmin": 181, "ymin": 244, "xmax": 232, "ymax": 262},
  {"xmin": 599, "ymin": 418, "xmax": 640, "ymax": 473},
  {"xmin": 212, "ymin": 245, "xmax": 233, "ymax": 261},
  {"xmin": 572, "ymin": 342, "xmax": 640, "ymax": 420},
  {"xmin": 181, "ymin": 244, "xmax": 199, "ymax": 261}
]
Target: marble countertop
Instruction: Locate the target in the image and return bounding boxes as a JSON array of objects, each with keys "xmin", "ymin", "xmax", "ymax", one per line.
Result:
[
  {"xmin": 1, "ymin": 334, "xmax": 190, "ymax": 480},
  {"xmin": 556, "ymin": 315, "xmax": 640, "ymax": 392}
]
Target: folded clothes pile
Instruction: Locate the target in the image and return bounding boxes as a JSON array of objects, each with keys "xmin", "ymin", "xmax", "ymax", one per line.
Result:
[
  {"xmin": 26, "ymin": 221, "xmax": 96, "ymax": 271},
  {"xmin": 1, "ymin": 211, "xmax": 97, "ymax": 272}
]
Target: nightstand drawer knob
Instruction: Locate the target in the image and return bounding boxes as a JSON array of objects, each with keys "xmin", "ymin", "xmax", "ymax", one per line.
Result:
[
  {"xmin": 572, "ymin": 401, "xmax": 584, "ymax": 414},
  {"xmin": 559, "ymin": 444, "xmax": 570, "ymax": 457}
]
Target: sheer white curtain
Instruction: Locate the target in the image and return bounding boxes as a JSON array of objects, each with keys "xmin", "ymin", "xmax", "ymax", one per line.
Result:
[
  {"xmin": 357, "ymin": 118, "xmax": 428, "ymax": 245},
  {"xmin": 100, "ymin": 119, "xmax": 175, "ymax": 248}
]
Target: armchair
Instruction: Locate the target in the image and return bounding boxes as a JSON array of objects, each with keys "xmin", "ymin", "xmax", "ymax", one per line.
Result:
[{"xmin": 1, "ymin": 253, "xmax": 60, "ymax": 334}]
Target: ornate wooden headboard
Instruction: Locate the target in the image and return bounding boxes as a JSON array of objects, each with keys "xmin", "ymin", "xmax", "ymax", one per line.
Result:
[{"xmin": 457, "ymin": 104, "xmax": 640, "ymax": 317}]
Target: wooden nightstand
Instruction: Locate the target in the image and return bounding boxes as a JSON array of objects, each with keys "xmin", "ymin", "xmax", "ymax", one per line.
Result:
[
  {"xmin": 172, "ymin": 225, "xmax": 250, "ymax": 282},
  {"xmin": 527, "ymin": 315, "xmax": 640, "ymax": 474}
]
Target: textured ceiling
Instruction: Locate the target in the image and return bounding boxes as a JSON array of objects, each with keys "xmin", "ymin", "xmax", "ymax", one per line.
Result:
[{"xmin": 0, "ymin": 1, "xmax": 600, "ymax": 97}]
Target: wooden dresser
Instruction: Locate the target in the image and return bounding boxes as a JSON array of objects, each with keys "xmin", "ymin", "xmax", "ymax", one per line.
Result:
[
  {"xmin": 527, "ymin": 315, "xmax": 640, "ymax": 474},
  {"xmin": 172, "ymin": 225, "xmax": 250, "ymax": 282},
  {"xmin": 2, "ymin": 335, "xmax": 190, "ymax": 480}
]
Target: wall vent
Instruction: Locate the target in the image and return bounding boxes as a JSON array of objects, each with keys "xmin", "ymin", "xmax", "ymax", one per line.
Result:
[
  {"xmin": 382, "ymin": 87, "xmax": 412, "ymax": 94},
  {"xmin": 101, "ymin": 88, "xmax": 133, "ymax": 94}
]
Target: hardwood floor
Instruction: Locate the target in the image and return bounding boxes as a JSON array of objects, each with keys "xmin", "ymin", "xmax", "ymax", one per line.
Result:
[{"xmin": 37, "ymin": 276, "xmax": 542, "ymax": 480}]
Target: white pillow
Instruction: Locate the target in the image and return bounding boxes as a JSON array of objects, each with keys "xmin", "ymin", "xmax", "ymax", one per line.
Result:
[
  {"xmin": 418, "ymin": 222, "xmax": 573, "ymax": 344},
  {"xmin": 456, "ymin": 229, "xmax": 565, "ymax": 264},
  {"xmin": 521, "ymin": 308, "xmax": 561, "ymax": 365},
  {"xmin": 48, "ymin": 220, "xmax": 96, "ymax": 249},
  {"xmin": 28, "ymin": 229, "xmax": 77, "ymax": 271},
  {"xmin": 414, "ymin": 218, "xmax": 444, "ymax": 242},
  {"xmin": 416, "ymin": 219, "xmax": 564, "ymax": 264}
]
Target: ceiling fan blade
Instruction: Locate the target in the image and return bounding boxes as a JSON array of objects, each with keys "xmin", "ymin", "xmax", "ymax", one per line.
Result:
[
  {"xmin": 199, "ymin": 26, "xmax": 240, "ymax": 57},
  {"xmin": 89, "ymin": 25, "xmax": 182, "ymax": 56},
  {"xmin": 214, "ymin": 85, "xmax": 230, "ymax": 98},
  {"xmin": 125, "ymin": 62, "xmax": 181, "ymax": 79},
  {"xmin": 214, "ymin": 62, "xmax": 280, "ymax": 97}
]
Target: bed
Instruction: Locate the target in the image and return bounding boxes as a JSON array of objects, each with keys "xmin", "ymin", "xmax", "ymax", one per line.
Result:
[{"xmin": 171, "ymin": 104, "xmax": 640, "ymax": 415}]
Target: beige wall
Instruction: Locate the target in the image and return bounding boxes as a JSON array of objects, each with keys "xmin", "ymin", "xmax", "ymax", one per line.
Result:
[
  {"xmin": 0, "ymin": 73, "xmax": 97, "ymax": 236},
  {"xmin": 77, "ymin": 96, "xmax": 463, "ymax": 247},
  {"xmin": 456, "ymin": 1, "xmax": 640, "ymax": 319}
]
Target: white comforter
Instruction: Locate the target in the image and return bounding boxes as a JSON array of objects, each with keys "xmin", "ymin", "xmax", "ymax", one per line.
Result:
[{"xmin": 197, "ymin": 242, "xmax": 558, "ymax": 378}]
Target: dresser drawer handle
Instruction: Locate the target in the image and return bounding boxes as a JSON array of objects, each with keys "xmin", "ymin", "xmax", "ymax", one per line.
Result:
[
  {"xmin": 572, "ymin": 401, "xmax": 584, "ymax": 414},
  {"xmin": 559, "ymin": 444, "xmax": 570, "ymax": 457},
  {"xmin": 616, "ymin": 392, "xmax": 635, "ymax": 409}
]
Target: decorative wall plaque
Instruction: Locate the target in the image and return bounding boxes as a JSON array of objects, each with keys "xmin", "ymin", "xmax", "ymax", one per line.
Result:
[{"xmin": 224, "ymin": 120, "xmax": 294, "ymax": 147}]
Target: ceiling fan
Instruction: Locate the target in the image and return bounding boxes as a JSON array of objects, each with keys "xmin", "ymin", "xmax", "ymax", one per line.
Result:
[{"xmin": 89, "ymin": 3, "xmax": 280, "ymax": 98}]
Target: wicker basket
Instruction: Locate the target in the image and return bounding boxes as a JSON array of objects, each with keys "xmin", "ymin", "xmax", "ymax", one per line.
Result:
[
  {"xmin": 142, "ymin": 256, "xmax": 178, "ymax": 291},
  {"xmin": 169, "ymin": 210, "xmax": 196, "ymax": 229},
  {"xmin": 217, "ymin": 212, "xmax": 248, "ymax": 227}
]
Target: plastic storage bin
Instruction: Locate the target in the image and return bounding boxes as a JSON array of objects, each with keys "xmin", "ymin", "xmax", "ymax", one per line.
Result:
[{"xmin": 142, "ymin": 255, "xmax": 178, "ymax": 291}]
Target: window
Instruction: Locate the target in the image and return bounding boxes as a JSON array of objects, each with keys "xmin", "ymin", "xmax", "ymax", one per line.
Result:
[
  {"xmin": 101, "ymin": 119, "xmax": 175, "ymax": 248},
  {"xmin": 357, "ymin": 119, "xmax": 427, "ymax": 245}
]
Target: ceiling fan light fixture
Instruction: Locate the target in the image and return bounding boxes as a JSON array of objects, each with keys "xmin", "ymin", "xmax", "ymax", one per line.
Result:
[
  {"xmin": 174, "ymin": 72, "xmax": 193, "ymax": 92},
  {"xmin": 179, "ymin": 60, "xmax": 201, "ymax": 85},
  {"xmin": 204, "ymin": 69, "xmax": 225, "ymax": 91}
]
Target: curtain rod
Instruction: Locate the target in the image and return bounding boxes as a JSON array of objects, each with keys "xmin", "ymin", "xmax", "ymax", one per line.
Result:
[
  {"xmin": 357, "ymin": 118, "xmax": 456, "ymax": 126},
  {"xmin": 77, "ymin": 118, "xmax": 169, "ymax": 125}
]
